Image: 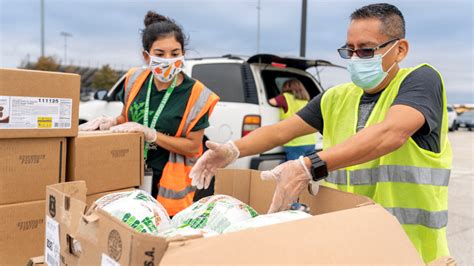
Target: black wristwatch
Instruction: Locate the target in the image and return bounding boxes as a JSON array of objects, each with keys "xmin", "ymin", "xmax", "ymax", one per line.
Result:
[{"xmin": 307, "ymin": 151, "xmax": 328, "ymax": 182}]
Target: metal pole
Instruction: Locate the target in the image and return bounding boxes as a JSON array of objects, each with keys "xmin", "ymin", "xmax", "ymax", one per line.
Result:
[
  {"xmin": 300, "ymin": 0, "xmax": 307, "ymax": 57},
  {"xmin": 60, "ymin": 32, "xmax": 72, "ymax": 65},
  {"xmin": 257, "ymin": 0, "xmax": 261, "ymax": 53},
  {"xmin": 41, "ymin": 0, "xmax": 45, "ymax": 57}
]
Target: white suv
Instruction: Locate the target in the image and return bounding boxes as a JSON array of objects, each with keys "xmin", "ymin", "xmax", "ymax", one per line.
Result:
[
  {"xmin": 79, "ymin": 54, "xmax": 345, "ymax": 169},
  {"xmin": 447, "ymin": 104, "xmax": 457, "ymax": 131}
]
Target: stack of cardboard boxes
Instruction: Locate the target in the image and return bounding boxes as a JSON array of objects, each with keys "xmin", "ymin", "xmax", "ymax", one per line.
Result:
[
  {"xmin": 0, "ymin": 68, "xmax": 144, "ymax": 265},
  {"xmin": 0, "ymin": 68, "xmax": 79, "ymax": 265}
]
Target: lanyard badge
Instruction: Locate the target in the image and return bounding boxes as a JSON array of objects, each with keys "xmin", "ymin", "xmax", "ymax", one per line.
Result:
[{"xmin": 143, "ymin": 74, "xmax": 178, "ymax": 161}]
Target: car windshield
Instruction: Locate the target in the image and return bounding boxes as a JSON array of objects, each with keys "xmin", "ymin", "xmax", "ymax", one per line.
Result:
[{"xmin": 459, "ymin": 111, "xmax": 474, "ymax": 118}]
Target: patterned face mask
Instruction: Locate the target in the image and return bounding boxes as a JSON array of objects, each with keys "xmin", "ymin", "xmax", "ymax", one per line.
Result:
[{"xmin": 146, "ymin": 52, "xmax": 185, "ymax": 83}]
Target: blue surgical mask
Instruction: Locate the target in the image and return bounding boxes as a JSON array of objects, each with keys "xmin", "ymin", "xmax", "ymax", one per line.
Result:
[{"xmin": 346, "ymin": 41, "xmax": 398, "ymax": 91}]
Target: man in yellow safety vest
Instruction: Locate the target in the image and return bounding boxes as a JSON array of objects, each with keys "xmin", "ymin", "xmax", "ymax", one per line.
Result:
[{"xmin": 190, "ymin": 3, "xmax": 451, "ymax": 263}]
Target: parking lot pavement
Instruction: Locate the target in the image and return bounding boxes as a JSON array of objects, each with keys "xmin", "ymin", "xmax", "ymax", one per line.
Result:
[{"xmin": 447, "ymin": 130, "xmax": 473, "ymax": 265}]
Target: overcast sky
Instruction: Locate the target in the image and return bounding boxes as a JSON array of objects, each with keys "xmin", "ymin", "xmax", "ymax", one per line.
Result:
[{"xmin": 1, "ymin": 0, "xmax": 472, "ymax": 103}]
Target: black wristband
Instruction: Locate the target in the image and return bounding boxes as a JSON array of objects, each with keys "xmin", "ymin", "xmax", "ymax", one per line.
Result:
[{"xmin": 306, "ymin": 151, "xmax": 328, "ymax": 181}]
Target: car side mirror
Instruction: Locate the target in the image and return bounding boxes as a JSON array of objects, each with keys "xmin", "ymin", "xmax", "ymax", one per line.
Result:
[{"xmin": 94, "ymin": 90, "xmax": 108, "ymax": 100}]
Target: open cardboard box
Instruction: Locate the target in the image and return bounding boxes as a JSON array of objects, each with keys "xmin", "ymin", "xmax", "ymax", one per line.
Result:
[{"xmin": 45, "ymin": 169, "xmax": 430, "ymax": 265}]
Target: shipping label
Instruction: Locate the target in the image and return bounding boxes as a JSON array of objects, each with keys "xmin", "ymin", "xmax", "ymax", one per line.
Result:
[
  {"xmin": 0, "ymin": 95, "xmax": 72, "ymax": 129},
  {"xmin": 45, "ymin": 216, "xmax": 60, "ymax": 266}
]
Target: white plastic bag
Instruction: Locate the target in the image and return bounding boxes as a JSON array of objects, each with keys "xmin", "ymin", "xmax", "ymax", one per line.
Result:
[
  {"xmin": 223, "ymin": 210, "xmax": 311, "ymax": 233},
  {"xmin": 155, "ymin": 227, "xmax": 219, "ymax": 238},
  {"xmin": 94, "ymin": 190, "xmax": 172, "ymax": 234},
  {"xmin": 171, "ymin": 195, "xmax": 259, "ymax": 233}
]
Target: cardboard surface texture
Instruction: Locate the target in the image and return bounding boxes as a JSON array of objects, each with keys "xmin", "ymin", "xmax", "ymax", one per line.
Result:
[
  {"xmin": 67, "ymin": 131, "xmax": 143, "ymax": 195},
  {"xmin": 45, "ymin": 169, "xmax": 426, "ymax": 265},
  {"xmin": 0, "ymin": 68, "xmax": 80, "ymax": 138},
  {"xmin": 0, "ymin": 137, "xmax": 66, "ymax": 205},
  {"xmin": 0, "ymin": 200, "xmax": 46, "ymax": 266}
]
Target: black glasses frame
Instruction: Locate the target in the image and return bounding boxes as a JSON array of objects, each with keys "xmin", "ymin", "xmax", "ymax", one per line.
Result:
[{"xmin": 337, "ymin": 38, "xmax": 400, "ymax": 59}]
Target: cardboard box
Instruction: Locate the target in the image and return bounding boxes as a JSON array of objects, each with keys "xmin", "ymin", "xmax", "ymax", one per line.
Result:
[
  {"xmin": 45, "ymin": 169, "xmax": 426, "ymax": 265},
  {"xmin": 0, "ymin": 200, "xmax": 45, "ymax": 266},
  {"xmin": 0, "ymin": 137, "xmax": 66, "ymax": 205},
  {"xmin": 67, "ymin": 131, "xmax": 143, "ymax": 195},
  {"xmin": 0, "ymin": 68, "xmax": 80, "ymax": 138},
  {"xmin": 86, "ymin": 187, "xmax": 137, "ymax": 206}
]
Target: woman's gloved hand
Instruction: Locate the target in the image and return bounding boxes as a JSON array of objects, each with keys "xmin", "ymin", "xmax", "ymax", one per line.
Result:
[
  {"xmin": 110, "ymin": 122, "xmax": 157, "ymax": 143},
  {"xmin": 261, "ymin": 156, "xmax": 313, "ymax": 214},
  {"xmin": 189, "ymin": 141, "xmax": 240, "ymax": 189},
  {"xmin": 79, "ymin": 115, "xmax": 117, "ymax": 131}
]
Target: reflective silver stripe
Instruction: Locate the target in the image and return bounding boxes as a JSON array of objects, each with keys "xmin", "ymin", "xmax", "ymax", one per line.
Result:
[
  {"xmin": 181, "ymin": 87, "xmax": 213, "ymax": 136},
  {"xmin": 168, "ymin": 153, "xmax": 197, "ymax": 167},
  {"xmin": 325, "ymin": 170, "xmax": 347, "ymax": 185},
  {"xmin": 124, "ymin": 67, "xmax": 146, "ymax": 103},
  {"xmin": 350, "ymin": 165, "xmax": 450, "ymax": 186},
  {"xmin": 386, "ymin": 207, "xmax": 448, "ymax": 229},
  {"xmin": 158, "ymin": 185, "xmax": 195, "ymax": 199}
]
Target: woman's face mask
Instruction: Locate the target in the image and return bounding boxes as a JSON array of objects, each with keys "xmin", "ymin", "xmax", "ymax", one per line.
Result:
[
  {"xmin": 346, "ymin": 41, "xmax": 399, "ymax": 91},
  {"xmin": 146, "ymin": 51, "xmax": 185, "ymax": 83}
]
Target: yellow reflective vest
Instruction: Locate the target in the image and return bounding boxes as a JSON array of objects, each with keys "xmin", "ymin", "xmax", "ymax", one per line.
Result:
[
  {"xmin": 320, "ymin": 64, "xmax": 452, "ymax": 263},
  {"xmin": 279, "ymin": 92, "xmax": 316, "ymax": 147}
]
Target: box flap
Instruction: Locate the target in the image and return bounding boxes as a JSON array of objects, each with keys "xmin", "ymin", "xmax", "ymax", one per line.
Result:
[
  {"xmin": 214, "ymin": 169, "xmax": 251, "ymax": 204},
  {"xmin": 299, "ymin": 186, "xmax": 374, "ymax": 215},
  {"xmin": 160, "ymin": 204, "xmax": 423, "ymax": 264}
]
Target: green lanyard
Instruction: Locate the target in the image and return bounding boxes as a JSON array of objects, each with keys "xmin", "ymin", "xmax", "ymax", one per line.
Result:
[{"xmin": 143, "ymin": 74, "xmax": 178, "ymax": 160}]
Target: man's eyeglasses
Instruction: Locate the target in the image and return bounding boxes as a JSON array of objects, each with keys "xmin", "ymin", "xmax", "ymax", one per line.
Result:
[{"xmin": 337, "ymin": 38, "xmax": 400, "ymax": 59}]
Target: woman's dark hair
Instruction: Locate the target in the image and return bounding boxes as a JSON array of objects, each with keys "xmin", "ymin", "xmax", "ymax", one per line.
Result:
[{"xmin": 142, "ymin": 11, "xmax": 188, "ymax": 52}]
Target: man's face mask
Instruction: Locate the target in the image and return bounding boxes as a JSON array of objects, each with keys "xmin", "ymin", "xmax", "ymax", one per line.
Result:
[
  {"xmin": 346, "ymin": 40, "xmax": 399, "ymax": 91},
  {"xmin": 146, "ymin": 52, "xmax": 185, "ymax": 83}
]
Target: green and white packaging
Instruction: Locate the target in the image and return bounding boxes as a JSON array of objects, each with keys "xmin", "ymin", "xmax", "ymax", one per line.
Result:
[
  {"xmin": 94, "ymin": 190, "xmax": 172, "ymax": 234},
  {"xmin": 155, "ymin": 226, "xmax": 219, "ymax": 238},
  {"xmin": 171, "ymin": 195, "xmax": 259, "ymax": 233},
  {"xmin": 223, "ymin": 210, "xmax": 312, "ymax": 233}
]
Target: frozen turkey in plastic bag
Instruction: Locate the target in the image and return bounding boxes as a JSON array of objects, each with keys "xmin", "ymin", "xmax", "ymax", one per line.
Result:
[
  {"xmin": 93, "ymin": 190, "xmax": 172, "ymax": 234},
  {"xmin": 223, "ymin": 210, "xmax": 312, "ymax": 233},
  {"xmin": 155, "ymin": 226, "xmax": 219, "ymax": 238},
  {"xmin": 171, "ymin": 194, "xmax": 259, "ymax": 233}
]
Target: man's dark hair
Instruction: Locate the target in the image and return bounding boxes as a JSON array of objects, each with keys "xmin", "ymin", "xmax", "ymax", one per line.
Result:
[{"xmin": 350, "ymin": 3, "xmax": 405, "ymax": 39}]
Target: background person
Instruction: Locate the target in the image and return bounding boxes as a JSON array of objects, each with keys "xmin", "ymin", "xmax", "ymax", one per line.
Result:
[
  {"xmin": 269, "ymin": 78, "xmax": 316, "ymax": 161},
  {"xmin": 190, "ymin": 3, "xmax": 451, "ymax": 263},
  {"xmin": 80, "ymin": 11, "xmax": 219, "ymax": 216}
]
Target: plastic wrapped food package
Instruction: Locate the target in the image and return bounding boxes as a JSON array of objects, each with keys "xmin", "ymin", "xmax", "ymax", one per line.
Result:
[
  {"xmin": 171, "ymin": 195, "xmax": 259, "ymax": 233},
  {"xmin": 155, "ymin": 226, "xmax": 219, "ymax": 238},
  {"xmin": 93, "ymin": 190, "xmax": 172, "ymax": 234},
  {"xmin": 223, "ymin": 210, "xmax": 312, "ymax": 233}
]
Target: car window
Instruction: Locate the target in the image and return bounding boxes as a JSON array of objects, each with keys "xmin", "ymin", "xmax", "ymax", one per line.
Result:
[
  {"xmin": 308, "ymin": 66, "xmax": 350, "ymax": 91},
  {"xmin": 192, "ymin": 63, "xmax": 247, "ymax": 103},
  {"xmin": 460, "ymin": 111, "xmax": 474, "ymax": 118},
  {"xmin": 107, "ymin": 75, "xmax": 126, "ymax": 102},
  {"xmin": 261, "ymin": 70, "xmax": 321, "ymax": 100},
  {"xmin": 447, "ymin": 106, "xmax": 453, "ymax": 112}
]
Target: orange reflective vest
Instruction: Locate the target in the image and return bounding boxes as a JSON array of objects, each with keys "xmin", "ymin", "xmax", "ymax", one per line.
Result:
[{"xmin": 123, "ymin": 67, "xmax": 220, "ymax": 216}]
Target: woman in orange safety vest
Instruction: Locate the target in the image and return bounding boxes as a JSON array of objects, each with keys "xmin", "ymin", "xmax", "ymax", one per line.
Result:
[{"xmin": 79, "ymin": 11, "xmax": 219, "ymax": 216}]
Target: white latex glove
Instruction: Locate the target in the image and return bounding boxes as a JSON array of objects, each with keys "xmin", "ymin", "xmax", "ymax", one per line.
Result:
[
  {"xmin": 189, "ymin": 141, "xmax": 240, "ymax": 190},
  {"xmin": 79, "ymin": 115, "xmax": 117, "ymax": 131},
  {"xmin": 261, "ymin": 156, "xmax": 313, "ymax": 214},
  {"xmin": 110, "ymin": 122, "xmax": 157, "ymax": 143}
]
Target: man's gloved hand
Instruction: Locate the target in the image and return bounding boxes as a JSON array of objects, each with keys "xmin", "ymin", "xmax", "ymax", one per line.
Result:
[
  {"xmin": 261, "ymin": 156, "xmax": 313, "ymax": 214},
  {"xmin": 79, "ymin": 115, "xmax": 117, "ymax": 131},
  {"xmin": 110, "ymin": 122, "xmax": 157, "ymax": 143},
  {"xmin": 190, "ymin": 141, "xmax": 240, "ymax": 190}
]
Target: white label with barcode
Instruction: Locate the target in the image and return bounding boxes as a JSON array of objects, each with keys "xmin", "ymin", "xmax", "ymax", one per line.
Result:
[
  {"xmin": 101, "ymin": 253, "xmax": 121, "ymax": 266},
  {"xmin": 0, "ymin": 95, "xmax": 72, "ymax": 129},
  {"xmin": 45, "ymin": 216, "xmax": 60, "ymax": 266}
]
